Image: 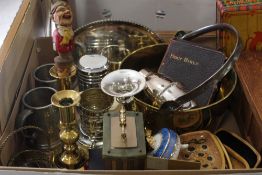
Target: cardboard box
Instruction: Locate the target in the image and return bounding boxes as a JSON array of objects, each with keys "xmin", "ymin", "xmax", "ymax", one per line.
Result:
[
  {"xmin": 0, "ymin": 0, "xmax": 50, "ymax": 135},
  {"xmin": 216, "ymin": 0, "xmax": 262, "ymax": 56},
  {"xmin": 0, "ymin": 39, "xmax": 261, "ymax": 174},
  {"xmin": 0, "ymin": 0, "xmax": 261, "ymax": 174}
]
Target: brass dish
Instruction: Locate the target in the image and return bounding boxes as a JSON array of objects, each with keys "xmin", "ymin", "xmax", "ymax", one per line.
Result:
[
  {"xmin": 178, "ymin": 130, "xmax": 225, "ymax": 169},
  {"xmin": 121, "ymin": 44, "xmax": 237, "ymax": 133},
  {"xmin": 73, "ymin": 19, "xmax": 163, "ymax": 61},
  {"xmin": 215, "ymin": 129, "xmax": 261, "ymax": 168},
  {"xmin": 216, "ymin": 136, "xmax": 232, "ymax": 169},
  {"xmin": 223, "ymin": 144, "xmax": 250, "ymax": 169}
]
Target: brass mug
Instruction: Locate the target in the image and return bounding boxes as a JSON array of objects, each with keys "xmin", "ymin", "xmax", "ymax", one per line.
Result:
[
  {"xmin": 78, "ymin": 88, "xmax": 114, "ymax": 148},
  {"xmin": 15, "ymin": 87, "xmax": 60, "ymax": 150},
  {"xmin": 33, "ymin": 63, "xmax": 57, "ymax": 89}
]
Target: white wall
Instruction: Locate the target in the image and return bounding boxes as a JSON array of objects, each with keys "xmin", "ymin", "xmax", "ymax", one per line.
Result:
[
  {"xmin": 70, "ymin": 0, "xmax": 216, "ymax": 31},
  {"xmin": 0, "ymin": 0, "xmax": 23, "ymax": 48}
]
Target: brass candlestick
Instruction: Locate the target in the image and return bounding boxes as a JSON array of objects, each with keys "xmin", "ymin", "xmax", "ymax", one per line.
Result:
[
  {"xmin": 51, "ymin": 90, "xmax": 87, "ymax": 169},
  {"xmin": 49, "ymin": 65, "xmax": 76, "ymax": 90},
  {"xmin": 50, "ymin": 0, "xmax": 76, "ymax": 91}
]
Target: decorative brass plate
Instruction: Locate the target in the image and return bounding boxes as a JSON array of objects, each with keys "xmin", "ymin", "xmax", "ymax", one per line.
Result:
[
  {"xmin": 215, "ymin": 129, "xmax": 261, "ymax": 168},
  {"xmin": 224, "ymin": 144, "xmax": 250, "ymax": 169}
]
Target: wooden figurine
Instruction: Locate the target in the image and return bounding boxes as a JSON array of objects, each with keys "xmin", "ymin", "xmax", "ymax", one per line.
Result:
[{"xmin": 51, "ymin": 0, "xmax": 74, "ymax": 77}]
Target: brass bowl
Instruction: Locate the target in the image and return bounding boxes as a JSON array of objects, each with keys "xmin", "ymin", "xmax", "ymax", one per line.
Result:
[
  {"xmin": 73, "ymin": 19, "xmax": 163, "ymax": 61},
  {"xmin": 120, "ymin": 44, "xmax": 237, "ymax": 133},
  {"xmin": 215, "ymin": 129, "xmax": 261, "ymax": 168}
]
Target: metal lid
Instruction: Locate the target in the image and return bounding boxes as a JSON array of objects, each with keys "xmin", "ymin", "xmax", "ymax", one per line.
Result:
[{"xmin": 78, "ymin": 54, "xmax": 108, "ymax": 73}]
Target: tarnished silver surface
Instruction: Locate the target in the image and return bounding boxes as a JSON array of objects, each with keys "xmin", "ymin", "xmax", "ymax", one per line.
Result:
[
  {"xmin": 101, "ymin": 69, "xmax": 146, "ymax": 142},
  {"xmin": 73, "ymin": 19, "xmax": 163, "ymax": 61}
]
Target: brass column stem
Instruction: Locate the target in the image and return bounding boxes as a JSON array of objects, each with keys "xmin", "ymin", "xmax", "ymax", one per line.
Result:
[{"xmin": 119, "ymin": 103, "xmax": 127, "ymax": 141}]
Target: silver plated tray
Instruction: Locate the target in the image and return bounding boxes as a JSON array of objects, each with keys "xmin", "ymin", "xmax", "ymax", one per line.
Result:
[{"xmin": 73, "ymin": 19, "xmax": 163, "ymax": 60}]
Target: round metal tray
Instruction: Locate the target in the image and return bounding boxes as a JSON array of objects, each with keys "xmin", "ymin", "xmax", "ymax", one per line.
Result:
[{"xmin": 73, "ymin": 19, "xmax": 163, "ymax": 61}]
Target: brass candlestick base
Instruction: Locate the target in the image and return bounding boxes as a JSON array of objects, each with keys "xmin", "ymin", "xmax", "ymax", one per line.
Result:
[
  {"xmin": 54, "ymin": 146, "xmax": 87, "ymax": 169},
  {"xmin": 54, "ymin": 122, "xmax": 87, "ymax": 169},
  {"xmin": 51, "ymin": 90, "xmax": 87, "ymax": 169},
  {"xmin": 50, "ymin": 65, "xmax": 77, "ymax": 90}
]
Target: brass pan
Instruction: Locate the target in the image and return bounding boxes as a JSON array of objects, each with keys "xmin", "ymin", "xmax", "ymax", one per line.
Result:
[{"xmin": 120, "ymin": 44, "xmax": 237, "ymax": 134}]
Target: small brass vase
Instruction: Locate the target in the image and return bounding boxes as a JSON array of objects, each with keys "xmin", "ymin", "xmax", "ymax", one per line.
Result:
[{"xmin": 51, "ymin": 90, "xmax": 87, "ymax": 169}]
